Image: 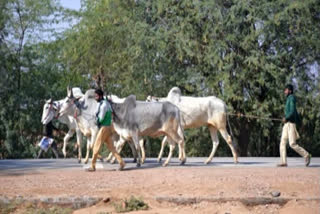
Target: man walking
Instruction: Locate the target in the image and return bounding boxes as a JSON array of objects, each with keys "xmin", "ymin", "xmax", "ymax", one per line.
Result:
[
  {"xmin": 277, "ymin": 84, "xmax": 311, "ymax": 167},
  {"xmin": 87, "ymin": 89, "xmax": 125, "ymax": 171}
]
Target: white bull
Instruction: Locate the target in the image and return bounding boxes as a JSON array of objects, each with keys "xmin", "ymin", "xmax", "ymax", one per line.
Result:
[
  {"xmin": 57, "ymin": 87, "xmax": 101, "ymax": 164},
  {"xmin": 109, "ymin": 95, "xmax": 186, "ymax": 167},
  {"xmin": 58, "ymin": 88, "xmax": 142, "ymax": 165},
  {"xmin": 41, "ymin": 88, "xmax": 84, "ymax": 162},
  {"xmin": 105, "ymin": 95, "xmax": 145, "ymax": 164},
  {"xmin": 147, "ymin": 87, "xmax": 239, "ymax": 164}
]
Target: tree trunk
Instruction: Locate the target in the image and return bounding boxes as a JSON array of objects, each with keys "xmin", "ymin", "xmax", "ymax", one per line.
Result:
[{"xmin": 238, "ymin": 121, "xmax": 250, "ymax": 156}]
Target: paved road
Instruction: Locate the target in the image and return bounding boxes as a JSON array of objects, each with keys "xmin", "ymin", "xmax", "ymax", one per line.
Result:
[{"xmin": 0, "ymin": 157, "xmax": 319, "ymax": 174}]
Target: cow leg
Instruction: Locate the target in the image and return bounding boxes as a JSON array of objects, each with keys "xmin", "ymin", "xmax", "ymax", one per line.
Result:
[
  {"xmin": 110, "ymin": 138, "xmax": 126, "ymax": 164},
  {"xmin": 62, "ymin": 130, "xmax": 75, "ymax": 159},
  {"xmin": 162, "ymin": 138, "xmax": 176, "ymax": 167},
  {"xmin": 75, "ymin": 129, "xmax": 82, "ymax": 163},
  {"xmin": 157, "ymin": 136, "xmax": 168, "ymax": 163},
  {"xmin": 132, "ymin": 134, "xmax": 142, "ymax": 167},
  {"xmin": 85, "ymin": 129, "xmax": 99, "ymax": 164},
  {"xmin": 84, "ymin": 138, "xmax": 91, "ymax": 164},
  {"xmin": 106, "ymin": 139, "xmax": 125, "ymax": 163},
  {"xmin": 219, "ymin": 127, "xmax": 238, "ymax": 164},
  {"xmin": 166, "ymin": 128, "xmax": 186, "ymax": 165},
  {"xmin": 139, "ymin": 139, "xmax": 145, "ymax": 164},
  {"xmin": 105, "ymin": 151, "xmax": 113, "ymax": 162},
  {"xmin": 128, "ymin": 140, "xmax": 137, "ymax": 163},
  {"xmin": 206, "ymin": 126, "xmax": 219, "ymax": 164}
]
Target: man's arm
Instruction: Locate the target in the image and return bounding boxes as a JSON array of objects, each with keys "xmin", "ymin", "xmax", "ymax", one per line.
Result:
[{"xmin": 98, "ymin": 101, "xmax": 108, "ymax": 123}]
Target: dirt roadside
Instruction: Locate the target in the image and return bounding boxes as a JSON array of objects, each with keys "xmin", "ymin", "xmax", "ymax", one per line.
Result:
[{"xmin": 0, "ymin": 167, "xmax": 319, "ymax": 213}]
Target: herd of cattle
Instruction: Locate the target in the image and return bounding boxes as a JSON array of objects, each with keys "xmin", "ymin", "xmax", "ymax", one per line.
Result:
[{"xmin": 41, "ymin": 86, "xmax": 239, "ymax": 170}]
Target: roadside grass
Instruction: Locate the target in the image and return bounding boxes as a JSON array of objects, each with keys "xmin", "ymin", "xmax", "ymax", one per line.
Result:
[
  {"xmin": 114, "ymin": 196, "xmax": 149, "ymax": 213},
  {"xmin": 0, "ymin": 201, "xmax": 73, "ymax": 214},
  {"xmin": 0, "ymin": 200, "xmax": 22, "ymax": 214}
]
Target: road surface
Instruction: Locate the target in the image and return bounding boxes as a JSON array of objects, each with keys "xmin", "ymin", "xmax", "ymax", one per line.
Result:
[{"xmin": 0, "ymin": 157, "xmax": 319, "ymax": 174}]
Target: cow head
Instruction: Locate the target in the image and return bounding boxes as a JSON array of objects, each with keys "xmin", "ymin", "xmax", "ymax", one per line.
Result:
[
  {"xmin": 41, "ymin": 99, "xmax": 59, "ymax": 125},
  {"xmin": 58, "ymin": 86, "xmax": 79, "ymax": 118}
]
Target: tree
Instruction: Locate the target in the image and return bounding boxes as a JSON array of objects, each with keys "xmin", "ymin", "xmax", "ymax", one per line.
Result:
[
  {"xmin": 59, "ymin": 0, "xmax": 320, "ymax": 157},
  {"xmin": 0, "ymin": 0, "xmax": 88, "ymax": 158}
]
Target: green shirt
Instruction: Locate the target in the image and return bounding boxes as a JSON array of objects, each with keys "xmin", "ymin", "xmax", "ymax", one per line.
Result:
[
  {"xmin": 285, "ymin": 94, "xmax": 301, "ymax": 125},
  {"xmin": 96, "ymin": 99, "xmax": 112, "ymax": 127},
  {"xmin": 99, "ymin": 110, "xmax": 112, "ymax": 126}
]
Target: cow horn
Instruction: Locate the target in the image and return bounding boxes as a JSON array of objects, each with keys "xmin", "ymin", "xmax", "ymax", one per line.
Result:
[{"xmin": 67, "ymin": 85, "xmax": 74, "ymax": 98}]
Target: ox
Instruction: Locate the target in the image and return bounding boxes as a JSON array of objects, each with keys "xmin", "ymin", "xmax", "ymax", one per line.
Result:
[
  {"xmin": 58, "ymin": 87, "xmax": 101, "ymax": 164},
  {"xmin": 41, "ymin": 88, "xmax": 84, "ymax": 162},
  {"xmin": 107, "ymin": 95, "xmax": 186, "ymax": 168},
  {"xmin": 147, "ymin": 87, "xmax": 239, "ymax": 164},
  {"xmin": 105, "ymin": 95, "xmax": 145, "ymax": 164},
  {"xmin": 58, "ymin": 89, "xmax": 142, "ymax": 166}
]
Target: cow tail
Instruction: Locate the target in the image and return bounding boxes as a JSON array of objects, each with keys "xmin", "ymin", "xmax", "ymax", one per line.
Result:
[
  {"xmin": 108, "ymin": 97, "xmax": 118, "ymax": 121},
  {"xmin": 225, "ymin": 105, "xmax": 234, "ymax": 141},
  {"xmin": 226, "ymin": 105, "xmax": 240, "ymax": 155}
]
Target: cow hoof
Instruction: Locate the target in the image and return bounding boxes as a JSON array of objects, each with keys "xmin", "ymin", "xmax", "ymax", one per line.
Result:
[
  {"xmin": 157, "ymin": 158, "xmax": 162, "ymax": 163},
  {"xmin": 118, "ymin": 163, "xmax": 126, "ymax": 171},
  {"xmin": 204, "ymin": 160, "xmax": 210, "ymax": 165},
  {"xmin": 180, "ymin": 160, "xmax": 186, "ymax": 165},
  {"xmin": 133, "ymin": 158, "xmax": 137, "ymax": 163},
  {"xmin": 78, "ymin": 159, "xmax": 81, "ymax": 164},
  {"xmin": 136, "ymin": 163, "xmax": 141, "ymax": 167},
  {"xmin": 99, "ymin": 158, "xmax": 104, "ymax": 162},
  {"xmin": 85, "ymin": 167, "xmax": 96, "ymax": 172},
  {"xmin": 234, "ymin": 160, "xmax": 239, "ymax": 164},
  {"xmin": 84, "ymin": 160, "xmax": 88, "ymax": 164},
  {"xmin": 162, "ymin": 162, "xmax": 168, "ymax": 167}
]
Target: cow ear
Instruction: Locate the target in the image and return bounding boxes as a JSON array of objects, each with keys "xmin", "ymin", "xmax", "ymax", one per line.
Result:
[{"xmin": 52, "ymin": 103, "xmax": 59, "ymax": 110}]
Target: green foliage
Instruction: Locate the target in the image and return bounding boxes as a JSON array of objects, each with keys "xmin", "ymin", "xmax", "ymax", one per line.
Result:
[
  {"xmin": 0, "ymin": 0, "xmax": 88, "ymax": 158},
  {"xmin": 0, "ymin": 200, "xmax": 73, "ymax": 214},
  {"xmin": 114, "ymin": 196, "xmax": 149, "ymax": 213}
]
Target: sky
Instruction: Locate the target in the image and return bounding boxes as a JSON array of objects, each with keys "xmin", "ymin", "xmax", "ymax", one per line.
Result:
[
  {"xmin": 60, "ymin": 0, "xmax": 81, "ymax": 11},
  {"xmin": 41, "ymin": 0, "xmax": 81, "ymax": 40}
]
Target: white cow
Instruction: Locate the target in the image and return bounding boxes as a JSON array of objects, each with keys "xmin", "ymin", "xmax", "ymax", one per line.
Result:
[
  {"xmin": 57, "ymin": 87, "xmax": 101, "ymax": 164},
  {"xmin": 41, "ymin": 88, "xmax": 84, "ymax": 162},
  {"xmin": 58, "ymin": 88, "xmax": 142, "ymax": 165},
  {"xmin": 147, "ymin": 87, "xmax": 239, "ymax": 164},
  {"xmin": 105, "ymin": 95, "xmax": 146, "ymax": 164},
  {"xmin": 109, "ymin": 94, "xmax": 186, "ymax": 167}
]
